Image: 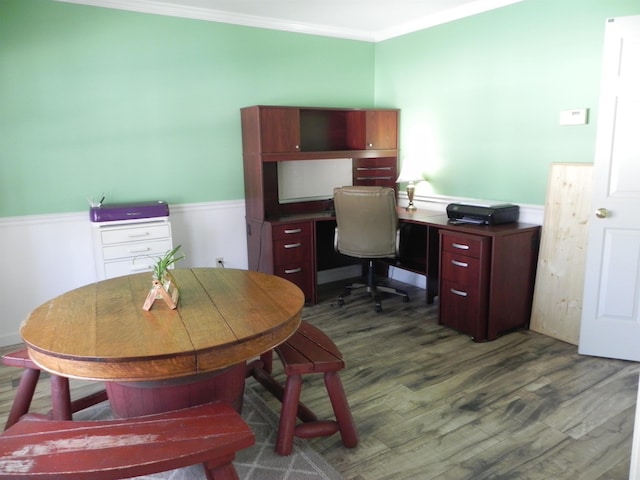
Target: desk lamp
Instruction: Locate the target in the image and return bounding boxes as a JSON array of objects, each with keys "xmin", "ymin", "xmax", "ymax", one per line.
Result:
[{"xmin": 396, "ymin": 160, "xmax": 423, "ymax": 211}]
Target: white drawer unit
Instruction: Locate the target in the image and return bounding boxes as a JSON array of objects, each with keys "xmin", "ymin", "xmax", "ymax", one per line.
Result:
[{"xmin": 92, "ymin": 219, "xmax": 173, "ymax": 280}]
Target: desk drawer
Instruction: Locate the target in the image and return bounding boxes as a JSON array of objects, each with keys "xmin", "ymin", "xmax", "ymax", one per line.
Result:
[
  {"xmin": 273, "ymin": 262, "xmax": 312, "ymax": 302},
  {"xmin": 353, "ymin": 157, "xmax": 397, "ymax": 188},
  {"xmin": 272, "ymin": 222, "xmax": 312, "ymax": 241},
  {"xmin": 440, "ymin": 250, "xmax": 485, "ymax": 286},
  {"xmin": 439, "ymin": 280, "xmax": 486, "ymax": 341},
  {"xmin": 273, "ymin": 238, "xmax": 310, "ymax": 265},
  {"xmin": 101, "ymin": 223, "xmax": 171, "ymax": 246},
  {"xmin": 440, "ymin": 231, "xmax": 488, "ymax": 259}
]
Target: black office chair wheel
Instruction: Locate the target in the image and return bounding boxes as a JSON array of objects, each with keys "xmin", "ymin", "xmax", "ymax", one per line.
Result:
[
  {"xmin": 374, "ymin": 295, "xmax": 382, "ymax": 313},
  {"xmin": 337, "ymin": 297, "xmax": 345, "ymax": 307}
]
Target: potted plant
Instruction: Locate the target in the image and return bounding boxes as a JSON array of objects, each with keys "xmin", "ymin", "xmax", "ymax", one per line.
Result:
[
  {"xmin": 152, "ymin": 244, "xmax": 184, "ymax": 287},
  {"xmin": 142, "ymin": 245, "xmax": 184, "ymax": 311}
]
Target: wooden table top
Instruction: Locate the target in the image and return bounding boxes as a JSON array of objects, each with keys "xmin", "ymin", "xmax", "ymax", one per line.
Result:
[{"xmin": 20, "ymin": 268, "xmax": 304, "ymax": 382}]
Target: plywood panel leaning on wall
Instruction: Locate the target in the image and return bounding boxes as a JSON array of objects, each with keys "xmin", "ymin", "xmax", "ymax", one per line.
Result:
[{"xmin": 530, "ymin": 163, "xmax": 593, "ymax": 345}]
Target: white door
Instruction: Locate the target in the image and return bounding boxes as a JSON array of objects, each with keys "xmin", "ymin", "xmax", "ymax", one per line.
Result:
[{"xmin": 578, "ymin": 16, "xmax": 640, "ymax": 362}]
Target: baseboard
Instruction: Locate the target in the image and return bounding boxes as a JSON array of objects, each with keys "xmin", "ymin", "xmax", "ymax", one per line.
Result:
[{"xmin": 317, "ymin": 265, "xmax": 362, "ymax": 285}]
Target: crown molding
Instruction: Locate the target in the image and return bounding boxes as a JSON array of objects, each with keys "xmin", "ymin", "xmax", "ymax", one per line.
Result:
[
  {"xmin": 375, "ymin": 0, "xmax": 525, "ymax": 41},
  {"xmin": 53, "ymin": 0, "xmax": 378, "ymax": 41},
  {"xmin": 54, "ymin": 0, "xmax": 524, "ymax": 42}
]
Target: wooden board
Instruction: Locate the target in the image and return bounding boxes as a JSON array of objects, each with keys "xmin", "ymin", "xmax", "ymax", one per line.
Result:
[{"xmin": 530, "ymin": 163, "xmax": 593, "ymax": 345}]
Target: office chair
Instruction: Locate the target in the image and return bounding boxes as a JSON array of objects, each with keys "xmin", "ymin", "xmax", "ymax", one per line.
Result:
[{"xmin": 333, "ymin": 186, "xmax": 409, "ymax": 312}]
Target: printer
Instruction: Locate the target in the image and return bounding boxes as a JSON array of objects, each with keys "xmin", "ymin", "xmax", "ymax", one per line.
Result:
[
  {"xmin": 90, "ymin": 200, "xmax": 169, "ymax": 223},
  {"xmin": 446, "ymin": 203, "xmax": 519, "ymax": 226}
]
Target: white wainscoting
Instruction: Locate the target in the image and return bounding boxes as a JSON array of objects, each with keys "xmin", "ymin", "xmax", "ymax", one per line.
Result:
[
  {"xmin": 0, "ymin": 195, "xmax": 542, "ymax": 347},
  {"xmin": 0, "ymin": 200, "xmax": 248, "ymax": 347}
]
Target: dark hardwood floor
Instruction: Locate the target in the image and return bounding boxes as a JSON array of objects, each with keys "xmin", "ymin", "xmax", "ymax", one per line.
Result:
[{"xmin": 1, "ymin": 279, "xmax": 637, "ymax": 479}]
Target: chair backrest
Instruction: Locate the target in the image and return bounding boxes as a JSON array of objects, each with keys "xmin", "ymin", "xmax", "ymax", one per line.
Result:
[{"xmin": 333, "ymin": 186, "xmax": 398, "ymax": 259}]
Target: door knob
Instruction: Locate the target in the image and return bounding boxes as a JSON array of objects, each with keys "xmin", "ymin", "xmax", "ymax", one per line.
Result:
[{"xmin": 595, "ymin": 208, "xmax": 609, "ymax": 218}]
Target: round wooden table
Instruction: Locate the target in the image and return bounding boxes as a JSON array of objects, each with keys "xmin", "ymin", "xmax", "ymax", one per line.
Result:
[{"xmin": 20, "ymin": 268, "xmax": 304, "ymax": 416}]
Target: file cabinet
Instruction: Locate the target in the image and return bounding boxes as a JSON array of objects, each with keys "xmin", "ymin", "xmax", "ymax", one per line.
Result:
[
  {"xmin": 92, "ymin": 220, "xmax": 173, "ymax": 280},
  {"xmin": 438, "ymin": 227, "xmax": 539, "ymax": 341}
]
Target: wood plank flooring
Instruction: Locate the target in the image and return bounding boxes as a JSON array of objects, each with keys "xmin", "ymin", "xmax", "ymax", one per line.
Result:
[
  {"xmin": 1, "ymin": 279, "xmax": 637, "ymax": 479},
  {"xmin": 260, "ymin": 281, "xmax": 639, "ymax": 480}
]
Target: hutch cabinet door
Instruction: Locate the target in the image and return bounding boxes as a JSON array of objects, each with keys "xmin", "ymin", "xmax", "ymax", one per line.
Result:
[
  {"xmin": 259, "ymin": 107, "xmax": 301, "ymax": 153},
  {"xmin": 365, "ymin": 110, "xmax": 398, "ymax": 150}
]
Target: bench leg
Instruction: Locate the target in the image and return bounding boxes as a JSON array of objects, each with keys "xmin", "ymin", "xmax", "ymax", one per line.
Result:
[
  {"xmin": 245, "ymin": 351, "xmax": 273, "ymax": 378},
  {"xmin": 50, "ymin": 375, "xmax": 72, "ymax": 421},
  {"xmin": 203, "ymin": 453, "xmax": 240, "ymax": 480},
  {"xmin": 250, "ymin": 363, "xmax": 318, "ymax": 423},
  {"xmin": 324, "ymin": 371, "xmax": 358, "ymax": 448},
  {"xmin": 276, "ymin": 373, "xmax": 303, "ymax": 456},
  {"xmin": 4, "ymin": 367, "xmax": 41, "ymax": 430}
]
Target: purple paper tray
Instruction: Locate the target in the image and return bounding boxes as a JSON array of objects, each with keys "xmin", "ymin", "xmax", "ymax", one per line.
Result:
[{"xmin": 90, "ymin": 201, "xmax": 169, "ymax": 223}]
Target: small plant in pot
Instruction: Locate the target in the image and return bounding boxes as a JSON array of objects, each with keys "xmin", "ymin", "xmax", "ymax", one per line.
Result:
[
  {"xmin": 152, "ymin": 244, "xmax": 185, "ymax": 288},
  {"xmin": 141, "ymin": 245, "xmax": 185, "ymax": 311}
]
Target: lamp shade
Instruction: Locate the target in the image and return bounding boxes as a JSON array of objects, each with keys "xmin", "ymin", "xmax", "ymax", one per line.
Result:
[{"xmin": 396, "ymin": 160, "xmax": 423, "ymax": 183}]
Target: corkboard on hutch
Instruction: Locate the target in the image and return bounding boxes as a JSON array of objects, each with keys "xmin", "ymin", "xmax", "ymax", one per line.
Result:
[{"xmin": 530, "ymin": 163, "xmax": 593, "ymax": 345}]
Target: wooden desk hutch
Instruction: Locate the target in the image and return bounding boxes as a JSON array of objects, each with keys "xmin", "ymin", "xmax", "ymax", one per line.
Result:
[
  {"xmin": 240, "ymin": 105, "xmax": 540, "ymax": 342},
  {"xmin": 240, "ymin": 105, "xmax": 400, "ymax": 305}
]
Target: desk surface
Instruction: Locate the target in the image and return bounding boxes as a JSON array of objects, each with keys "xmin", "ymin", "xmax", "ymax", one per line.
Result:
[
  {"xmin": 397, "ymin": 208, "xmax": 540, "ymax": 234},
  {"xmin": 268, "ymin": 207, "xmax": 539, "ymax": 234},
  {"xmin": 21, "ymin": 268, "xmax": 304, "ymax": 382}
]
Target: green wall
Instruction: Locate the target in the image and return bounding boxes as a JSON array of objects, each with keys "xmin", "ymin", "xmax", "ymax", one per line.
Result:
[
  {"xmin": 3, "ymin": 0, "xmax": 639, "ymax": 216},
  {"xmin": 376, "ymin": 0, "xmax": 640, "ymax": 205},
  {"xmin": 0, "ymin": 0, "xmax": 374, "ymax": 216}
]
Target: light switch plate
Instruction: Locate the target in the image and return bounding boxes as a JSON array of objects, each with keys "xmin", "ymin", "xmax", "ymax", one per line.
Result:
[{"xmin": 559, "ymin": 108, "xmax": 588, "ymax": 126}]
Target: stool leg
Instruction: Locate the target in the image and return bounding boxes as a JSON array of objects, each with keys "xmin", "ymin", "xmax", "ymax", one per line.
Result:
[
  {"xmin": 276, "ymin": 373, "xmax": 303, "ymax": 456},
  {"xmin": 4, "ymin": 368, "xmax": 41, "ymax": 430},
  {"xmin": 324, "ymin": 371, "xmax": 358, "ymax": 448},
  {"xmin": 50, "ymin": 375, "xmax": 72, "ymax": 421}
]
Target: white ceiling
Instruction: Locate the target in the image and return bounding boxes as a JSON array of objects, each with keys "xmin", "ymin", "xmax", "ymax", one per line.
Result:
[{"xmin": 57, "ymin": 0, "xmax": 524, "ymax": 41}]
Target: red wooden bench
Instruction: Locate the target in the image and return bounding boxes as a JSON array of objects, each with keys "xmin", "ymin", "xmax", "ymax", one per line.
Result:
[
  {"xmin": 0, "ymin": 401, "xmax": 254, "ymax": 479},
  {"xmin": 249, "ymin": 321, "xmax": 358, "ymax": 456},
  {"xmin": 2, "ymin": 348, "xmax": 108, "ymax": 430}
]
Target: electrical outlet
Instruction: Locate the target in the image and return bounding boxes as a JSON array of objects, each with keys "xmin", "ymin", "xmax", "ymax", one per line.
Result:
[{"xmin": 216, "ymin": 257, "xmax": 224, "ymax": 268}]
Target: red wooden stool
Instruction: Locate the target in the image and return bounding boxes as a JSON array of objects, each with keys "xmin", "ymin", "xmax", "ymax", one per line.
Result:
[
  {"xmin": 0, "ymin": 401, "xmax": 254, "ymax": 479},
  {"xmin": 2, "ymin": 348, "xmax": 107, "ymax": 430},
  {"xmin": 250, "ymin": 321, "xmax": 358, "ymax": 456}
]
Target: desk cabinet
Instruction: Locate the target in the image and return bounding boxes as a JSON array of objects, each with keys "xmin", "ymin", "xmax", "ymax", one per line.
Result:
[
  {"xmin": 271, "ymin": 221, "xmax": 314, "ymax": 302},
  {"xmin": 438, "ymin": 227, "xmax": 539, "ymax": 342}
]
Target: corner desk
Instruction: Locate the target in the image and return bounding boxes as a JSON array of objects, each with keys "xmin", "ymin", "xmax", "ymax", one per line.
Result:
[{"xmin": 248, "ymin": 208, "xmax": 540, "ymax": 342}]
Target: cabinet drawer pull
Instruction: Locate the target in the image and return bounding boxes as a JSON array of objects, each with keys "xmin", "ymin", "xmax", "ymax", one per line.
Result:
[
  {"xmin": 450, "ymin": 288, "xmax": 468, "ymax": 297},
  {"xmin": 130, "ymin": 265, "xmax": 152, "ymax": 272},
  {"xmin": 284, "ymin": 267, "xmax": 302, "ymax": 274},
  {"xmin": 451, "ymin": 259, "xmax": 468, "ymax": 268},
  {"xmin": 284, "ymin": 228, "xmax": 302, "ymax": 234},
  {"xmin": 284, "ymin": 243, "xmax": 301, "ymax": 249},
  {"xmin": 128, "ymin": 231, "xmax": 151, "ymax": 238},
  {"xmin": 128, "ymin": 247, "xmax": 152, "ymax": 253},
  {"xmin": 451, "ymin": 242, "xmax": 470, "ymax": 250}
]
